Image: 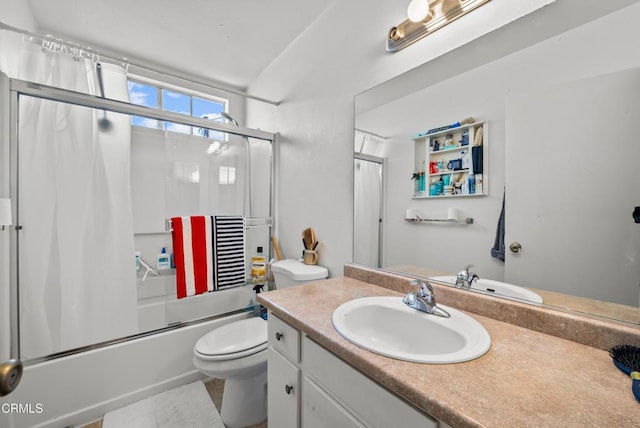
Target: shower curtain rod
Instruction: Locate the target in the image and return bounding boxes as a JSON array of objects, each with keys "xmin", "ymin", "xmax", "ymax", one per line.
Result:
[
  {"xmin": 0, "ymin": 21, "xmax": 280, "ymax": 106},
  {"xmin": 10, "ymin": 78, "xmax": 276, "ymax": 141}
]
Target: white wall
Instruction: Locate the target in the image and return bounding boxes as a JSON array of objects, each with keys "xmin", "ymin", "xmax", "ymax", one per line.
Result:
[
  {"xmin": 0, "ymin": 0, "xmax": 37, "ymax": 30},
  {"xmin": 247, "ymin": 0, "xmax": 558, "ymax": 277}
]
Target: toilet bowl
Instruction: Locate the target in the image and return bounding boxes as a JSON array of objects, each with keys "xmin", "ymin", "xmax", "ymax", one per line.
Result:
[
  {"xmin": 193, "ymin": 317, "xmax": 268, "ymax": 428},
  {"xmin": 271, "ymin": 259, "xmax": 329, "ymax": 289},
  {"xmin": 193, "ymin": 260, "xmax": 327, "ymax": 427}
]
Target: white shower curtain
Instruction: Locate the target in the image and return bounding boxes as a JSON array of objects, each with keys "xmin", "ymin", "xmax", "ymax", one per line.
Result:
[
  {"xmin": 353, "ymin": 131, "xmax": 386, "ymax": 267},
  {"xmin": 0, "ymin": 31, "xmax": 138, "ymax": 358}
]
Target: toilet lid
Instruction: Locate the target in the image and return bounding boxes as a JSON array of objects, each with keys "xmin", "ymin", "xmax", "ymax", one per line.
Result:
[
  {"xmin": 271, "ymin": 259, "xmax": 329, "ymax": 281},
  {"xmin": 195, "ymin": 317, "xmax": 267, "ymax": 358}
]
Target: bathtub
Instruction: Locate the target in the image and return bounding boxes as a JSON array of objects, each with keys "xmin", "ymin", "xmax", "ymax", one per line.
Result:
[
  {"xmin": 137, "ymin": 277, "xmax": 257, "ymax": 331},
  {"xmin": 2, "ymin": 283, "xmax": 260, "ymax": 428}
]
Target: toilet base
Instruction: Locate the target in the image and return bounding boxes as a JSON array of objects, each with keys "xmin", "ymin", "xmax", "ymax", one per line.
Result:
[{"xmin": 220, "ymin": 369, "xmax": 267, "ymax": 428}]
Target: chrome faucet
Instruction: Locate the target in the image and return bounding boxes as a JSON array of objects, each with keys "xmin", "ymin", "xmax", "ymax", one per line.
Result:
[
  {"xmin": 403, "ymin": 279, "xmax": 450, "ymax": 318},
  {"xmin": 455, "ymin": 264, "xmax": 479, "ymax": 289}
]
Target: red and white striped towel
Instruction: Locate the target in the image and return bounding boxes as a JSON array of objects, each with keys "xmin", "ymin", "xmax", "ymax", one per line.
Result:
[{"xmin": 171, "ymin": 216, "xmax": 214, "ymax": 299}]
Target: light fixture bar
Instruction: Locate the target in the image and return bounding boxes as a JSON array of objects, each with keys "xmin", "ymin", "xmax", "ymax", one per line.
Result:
[{"xmin": 387, "ymin": 0, "xmax": 493, "ymax": 52}]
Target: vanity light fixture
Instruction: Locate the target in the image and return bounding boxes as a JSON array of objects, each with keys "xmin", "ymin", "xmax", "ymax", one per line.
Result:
[{"xmin": 387, "ymin": 0, "xmax": 492, "ymax": 52}]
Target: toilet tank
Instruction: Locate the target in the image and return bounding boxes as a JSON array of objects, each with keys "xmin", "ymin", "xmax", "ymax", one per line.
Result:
[{"xmin": 271, "ymin": 259, "xmax": 328, "ymax": 289}]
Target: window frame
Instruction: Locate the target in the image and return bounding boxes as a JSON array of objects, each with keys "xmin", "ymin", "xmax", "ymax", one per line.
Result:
[{"xmin": 127, "ymin": 74, "xmax": 230, "ymax": 140}]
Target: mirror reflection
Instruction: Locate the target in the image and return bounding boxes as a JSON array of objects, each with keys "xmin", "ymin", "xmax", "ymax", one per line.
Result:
[{"xmin": 354, "ymin": 4, "xmax": 640, "ymax": 324}]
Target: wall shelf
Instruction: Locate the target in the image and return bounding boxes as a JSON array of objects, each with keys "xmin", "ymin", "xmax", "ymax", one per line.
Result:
[
  {"xmin": 412, "ymin": 193, "xmax": 483, "ymax": 200},
  {"xmin": 412, "ymin": 121, "xmax": 487, "ymax": 198}
]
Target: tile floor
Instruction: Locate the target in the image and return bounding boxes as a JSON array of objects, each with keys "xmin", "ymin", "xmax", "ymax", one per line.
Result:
[{"xmin": 81, "ymin": 379, "xmax": 267, "ymax": 428}]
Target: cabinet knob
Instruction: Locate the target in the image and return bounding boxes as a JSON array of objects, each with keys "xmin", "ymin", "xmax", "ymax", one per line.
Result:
[
  {"xmin": 509, "ymin": 242, "xmax": 522, "ymax": 253},
  {"xmin": 285, "ymin": 384, "xmax": 293, "ymax": 395},
  {"xmin": 275, "ymin": 332, "xmax": 283, "ymax": 341}
]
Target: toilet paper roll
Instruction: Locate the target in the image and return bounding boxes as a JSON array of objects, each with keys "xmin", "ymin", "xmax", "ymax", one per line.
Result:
[
  {"xmin": 405, "ymin": 208, "xmax": 421, "ymax": 220},
  {"xmin": 0, "ymin": 199, "xmax": 12, "ymax": 226},
  {"xmin": 447, "ymin": 207, "xmax": 460, "ymax": 221}
]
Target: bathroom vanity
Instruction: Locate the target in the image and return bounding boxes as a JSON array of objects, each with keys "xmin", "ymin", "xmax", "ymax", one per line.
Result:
[
  {"xmin": 267, "ymin": 313, "xmax": 438, "ymax": 428},
  {"xmin": 258, "ymin": 267, "xmax": 640, "ymax": 427}
]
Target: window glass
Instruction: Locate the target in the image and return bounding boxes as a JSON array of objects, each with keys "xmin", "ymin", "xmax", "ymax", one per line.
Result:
[
  {"xmin": 162, "ymin": 90, "xmax": 191, "ymax": 134},
  {"xmin": 193, "ymin": 97, "xmax": 226, "ymax": 140},
  {"xmin": 162, "ymin": 89, "xmax": 190, "ymax": 115},
  {"xmin": 128, "ymin": 81, "xmax": 160, "ymax": 128},
  {"xmin": 127, "ymin": 80, "xmax": 229, "ymax": 136}
]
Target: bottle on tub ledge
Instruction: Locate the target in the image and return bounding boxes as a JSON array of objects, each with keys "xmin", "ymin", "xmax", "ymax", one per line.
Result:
[
  {"xmin": 251, "ymin": 246, "xmax": 266, "ymax": 286},
  {"xmin": 156, "ymin": 247, "xmax": 171, "ymax": 270}
]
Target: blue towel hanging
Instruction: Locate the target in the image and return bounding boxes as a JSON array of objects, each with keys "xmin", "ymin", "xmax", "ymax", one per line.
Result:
[{"xmin": 472, "ymin": 146, "xmax": 483, "ymax": 174}]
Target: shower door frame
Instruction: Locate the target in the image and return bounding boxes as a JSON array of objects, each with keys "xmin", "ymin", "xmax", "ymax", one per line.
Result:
[{"xmin": 3, "ymin": 75, "xmax": 277, "ymax": 365}]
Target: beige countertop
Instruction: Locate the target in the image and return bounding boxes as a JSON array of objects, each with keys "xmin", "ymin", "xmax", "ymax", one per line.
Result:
[{"xmin": 258, "ymin": 276, "xmax": 640, "ymax": 428}]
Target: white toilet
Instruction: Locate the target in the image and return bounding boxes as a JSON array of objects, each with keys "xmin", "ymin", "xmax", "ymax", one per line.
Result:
[
  {"xmin": 192, "ymin": 259, "xmax": 327, "ymax": 427},
  {"xmin": 193, "ymin": 317, "xmax": 268, "ymax": 427},
  {"xmin": 271, "ymin": 259, "xmax": 329, "ymax": 289}
]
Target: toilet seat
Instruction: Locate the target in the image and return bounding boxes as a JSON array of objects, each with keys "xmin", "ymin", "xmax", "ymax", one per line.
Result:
[{"xmin": 194, "ymin": 317, "xmax": 267, "ymax": 361}]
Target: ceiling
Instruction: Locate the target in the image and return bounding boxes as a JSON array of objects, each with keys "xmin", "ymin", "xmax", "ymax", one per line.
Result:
[{"xmin": 26, "ymin": 0, "xmax": 334, "ymax": 90}]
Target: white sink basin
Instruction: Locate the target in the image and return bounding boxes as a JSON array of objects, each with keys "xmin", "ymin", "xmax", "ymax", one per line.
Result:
[
  {"xmin": 332, "ymin": 296, "xmax": 491, "ymax": 364},
  {"xmin": 432, "ymin": 276, "xmax": 543, "ymax": 304}
]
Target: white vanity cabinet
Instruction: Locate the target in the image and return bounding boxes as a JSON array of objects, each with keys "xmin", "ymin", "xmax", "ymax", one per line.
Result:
[
  {"xmin": 268, "ymin": 314, "xmax": 301, "ymax": 428},
  {"xmin": 267, "ymin": 313, "xmax": 440, "ymax": 428}
]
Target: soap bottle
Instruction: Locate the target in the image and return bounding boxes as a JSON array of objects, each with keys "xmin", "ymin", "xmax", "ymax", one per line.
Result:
[
  {"xmin": 157, "ymin": 247, "xmax": 170, "ymax": 270},
  {"xmin": 251, "ymin": 247, "xmax": 266, "ymax": 285}
]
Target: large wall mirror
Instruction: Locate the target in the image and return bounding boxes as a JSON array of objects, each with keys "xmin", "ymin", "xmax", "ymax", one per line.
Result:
[{"xmin": 354, "ymin": 1, "xmax": 640, "ymax": 325}]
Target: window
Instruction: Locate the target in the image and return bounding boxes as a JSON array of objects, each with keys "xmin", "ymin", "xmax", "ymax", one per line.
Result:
[
  {"xmin": 128, "ymin": 81, "xmax": 160, "ymax": 129},
  {"xmin": 219, "ymin": 166, "xmax": 236, "ymax": 185},
  {"xmin": 127, "ymin": 78, "xmax": 228, "ymax": 140}
]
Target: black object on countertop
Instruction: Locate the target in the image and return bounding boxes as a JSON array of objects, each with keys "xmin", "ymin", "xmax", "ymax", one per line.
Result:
[{"xmin": 609, "ymin": 344, "xmax": 640, "ymax": 402}]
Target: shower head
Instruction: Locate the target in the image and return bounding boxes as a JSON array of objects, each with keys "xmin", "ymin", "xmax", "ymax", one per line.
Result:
[{"xmin": 219, "ymin": 111, "xmax": 240, "ymax": 126}]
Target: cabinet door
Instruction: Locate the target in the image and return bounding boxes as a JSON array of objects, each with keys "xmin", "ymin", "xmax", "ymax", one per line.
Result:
[
  {"xmin": 302, "ymin": 378, "xmax": 366, "ymax": 428},
  {"xmin": 268, "ymin": 347, "xmax": 300, "ymax": 428}
]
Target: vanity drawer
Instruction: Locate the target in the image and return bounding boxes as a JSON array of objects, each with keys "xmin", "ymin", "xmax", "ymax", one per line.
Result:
[{"xmin": 268, "ymin": 313, "xmax": 300, "ymax": 363}]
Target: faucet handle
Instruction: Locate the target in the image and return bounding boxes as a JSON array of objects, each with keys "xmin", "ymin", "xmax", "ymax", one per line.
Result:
[
  {"xmin": 410, "ymin": 279, "xmax": 433, "ymax": 297},
  {"xmin": 462, "ymin": 264, "xmax": 475, "ymax": 274}
]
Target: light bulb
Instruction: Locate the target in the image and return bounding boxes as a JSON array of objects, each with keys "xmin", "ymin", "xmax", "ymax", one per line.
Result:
[{"xmin": 407, "ymin": 0, "xmax": 430, "ymax": 23}]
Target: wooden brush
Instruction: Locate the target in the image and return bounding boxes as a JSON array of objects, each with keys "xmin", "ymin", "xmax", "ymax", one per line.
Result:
[
  {"xmin": 609, "ymin": 344, "xmax": 640, "ymax": 402},
  {"xmin": 302, "ymin": 227, "xmax": 314, "ymax": 250},
  {"xmin": 271, "ymin": 236, "xmax": 283, "ymax": 261}
]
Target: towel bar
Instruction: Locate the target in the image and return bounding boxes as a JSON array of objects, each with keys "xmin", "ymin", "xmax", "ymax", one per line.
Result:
[
  {"xmin": 405, "ymin": 217, "xmax": 473, "ymax": 224},
  {"xmin": 165, "ymin": 216, "xmax": 272, "ymax": 232}
]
